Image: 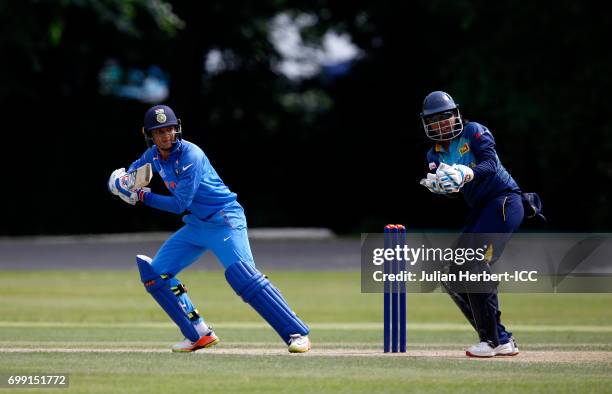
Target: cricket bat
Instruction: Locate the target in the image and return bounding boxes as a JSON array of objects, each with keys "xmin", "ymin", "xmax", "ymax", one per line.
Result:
[{"xmin": 126, "ymin": 163, "xmax": 153, "ymax": 190}]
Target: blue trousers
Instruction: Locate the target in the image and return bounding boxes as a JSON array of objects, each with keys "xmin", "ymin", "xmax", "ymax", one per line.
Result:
[
  {"xmin": 450, "ymin": 192, "xmax": 524, "ymax": 346},
  {"xmin": 151, "ymin": 207, "xmax": 255, "ymax": 275},
  {"xmin": 150, "ymin": 206, "xmax": 255, "ymax": 325}
]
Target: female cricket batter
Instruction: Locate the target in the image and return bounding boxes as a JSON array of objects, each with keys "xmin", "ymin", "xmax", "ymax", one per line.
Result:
[{"xmin": 108, "ymin": 104, "xmax": 310, "ymax": 353}]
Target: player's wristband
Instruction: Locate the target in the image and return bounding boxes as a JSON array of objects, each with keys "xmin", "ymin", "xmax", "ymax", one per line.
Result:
[{"xmin": 137, "ymin": 189, "xmax": 148, "ymax": 202}]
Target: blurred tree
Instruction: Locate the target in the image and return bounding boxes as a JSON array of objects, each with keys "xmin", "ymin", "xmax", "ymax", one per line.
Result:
[{"xmin": 0, "ymin": 0, "xmax": 610, "ymax": 235}]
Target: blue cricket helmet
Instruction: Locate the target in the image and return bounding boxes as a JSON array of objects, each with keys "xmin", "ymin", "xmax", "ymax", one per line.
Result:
[
  {"xmin": 421, "ymin": 91, "xmax": 458, "ymax": 116},
  {"xmin": 420, "ymin": 91, "xmax": 463, "ymax": 141},
  {"xmin": 142, "ymin": 104, "xmax": 182, "ymax": 147}
]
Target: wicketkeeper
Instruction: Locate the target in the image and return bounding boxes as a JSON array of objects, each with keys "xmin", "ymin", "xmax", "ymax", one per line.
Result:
[
  {"xmin": 419, "ymin": 91, "xmax": 543, "ymax": 358},
  {"xmin": 108, "ymin": 104, "xmax": 310, "ymax": 353}
]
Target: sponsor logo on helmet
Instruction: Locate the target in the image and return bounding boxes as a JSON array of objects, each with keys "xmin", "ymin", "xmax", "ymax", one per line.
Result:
[{"xmin": 459, "ymin": 142, "xmax": 470, "ymax": 156}]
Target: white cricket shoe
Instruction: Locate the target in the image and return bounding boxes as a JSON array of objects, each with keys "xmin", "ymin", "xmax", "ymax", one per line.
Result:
[
  {"xmin": 172, "ymin": 330, "xmax": 220, "ymax": 353},
  {"xmin": 466, "ymin": 341, "xmax": 496, "ymax": 358},
  {"xmin": 501, "ymin": 336, "xmax": 520, "ymax": 356},
  {"xmin": 288, "ymin": 334, "xmax": 311, "ymax": 353},
  {"xmin": 493, "ymin": 341, "xmax": 518, "ymax": 356}
]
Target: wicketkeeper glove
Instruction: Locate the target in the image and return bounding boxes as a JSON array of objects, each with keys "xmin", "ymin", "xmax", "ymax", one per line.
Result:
[
  {"xmin": 435, "ymin": 163, "xmax": 474, "ymax": 193},
  {"xmin": 420, "ymin": 173, "xmax": 450, "ymax": 194}
]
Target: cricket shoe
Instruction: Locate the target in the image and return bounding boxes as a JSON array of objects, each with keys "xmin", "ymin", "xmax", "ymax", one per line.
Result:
[
  {"xmin": 466, "ymin": 341, "xmax": 496, "ymax": 358},
  {"xmin": 288, "ymin": 334, "xmax": 311, "ymax": 353},
  {"xmin": 493, "ymin": 341, "xmax": 518, "ymax": 357},
  {"xmin": 172, "ymin": 330, "xmax": 219, "ymax": 353},
  {"xmin": 498, "ymin": 336, "xmax": 519, "ymax": 356}
]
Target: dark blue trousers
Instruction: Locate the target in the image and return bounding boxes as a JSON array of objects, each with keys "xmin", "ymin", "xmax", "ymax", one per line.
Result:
[{"xmin": 447, "ymin": 192, "xmax": 524, "ymax": 346}]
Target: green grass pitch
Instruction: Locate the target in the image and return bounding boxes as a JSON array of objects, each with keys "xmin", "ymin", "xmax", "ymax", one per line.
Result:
[{"xmin": 0, "ymin": 270, "xmax": 611, "ymax": 393}]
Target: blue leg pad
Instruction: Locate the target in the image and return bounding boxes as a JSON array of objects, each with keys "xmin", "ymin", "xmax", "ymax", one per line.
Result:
[
  {"xmin": 136, "ymin": 255, "xmax": 201, "ymax": 342},
  {"xmin": 225, "ymin": 261, "xmax": 309, "ymax": 344}
]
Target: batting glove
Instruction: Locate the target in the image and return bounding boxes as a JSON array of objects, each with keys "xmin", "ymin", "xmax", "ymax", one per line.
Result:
[
  {"xmin": 108, "ymin": 168, "xmax": 149, "ymax": 205},
  {"xmin": 108, "ymin": 168, "xmax": 127, "ymax": 196},
  {"xmin": 436, "ymin": 163, "xmax": 474, "ymax": 193},
  {"xmin": 116, "ymin": 185, "xmax": 150, "ymax": 205}
]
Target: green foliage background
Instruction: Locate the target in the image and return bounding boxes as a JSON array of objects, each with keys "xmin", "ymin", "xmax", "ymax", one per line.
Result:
[{"xmin": 1, "ymin": 1, "xmax": 609, "ymax": 234}]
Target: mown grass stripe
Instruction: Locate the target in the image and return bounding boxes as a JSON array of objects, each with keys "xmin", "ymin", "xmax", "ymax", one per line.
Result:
[
  {"xmin": 0, "ymin": 341, "xmax": 610, "ymax": 349},
  {"xmin": 1, "ymin": 348, "xmax": 610, "ymax": 364},
  {"xmin": 1, "ymin": 321, "xmax": 611, "ymax": 332}
]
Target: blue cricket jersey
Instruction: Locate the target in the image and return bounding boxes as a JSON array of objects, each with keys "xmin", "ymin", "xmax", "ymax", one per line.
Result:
[
  {"xmin": 128, "ymin": 139, "xmax": 240, "ymax": 219},
  {"xmin": 426, "ymin": 122, "xmax": 520, "ymax": 208}
]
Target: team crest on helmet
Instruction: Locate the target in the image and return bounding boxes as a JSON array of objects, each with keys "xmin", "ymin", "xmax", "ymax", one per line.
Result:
[{"xmin": 155, "ymin": 108, "xmax": 167, "ymax": 123}]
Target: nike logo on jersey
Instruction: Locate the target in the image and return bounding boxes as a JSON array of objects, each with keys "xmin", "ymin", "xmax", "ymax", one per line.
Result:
[
  {"xmin": 182, "ymin": 163, "xmax": 194, "ymax": 171},
  {"xmin": 223, "ymin": 236, "xmax": 232, "ymax": 242}
]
